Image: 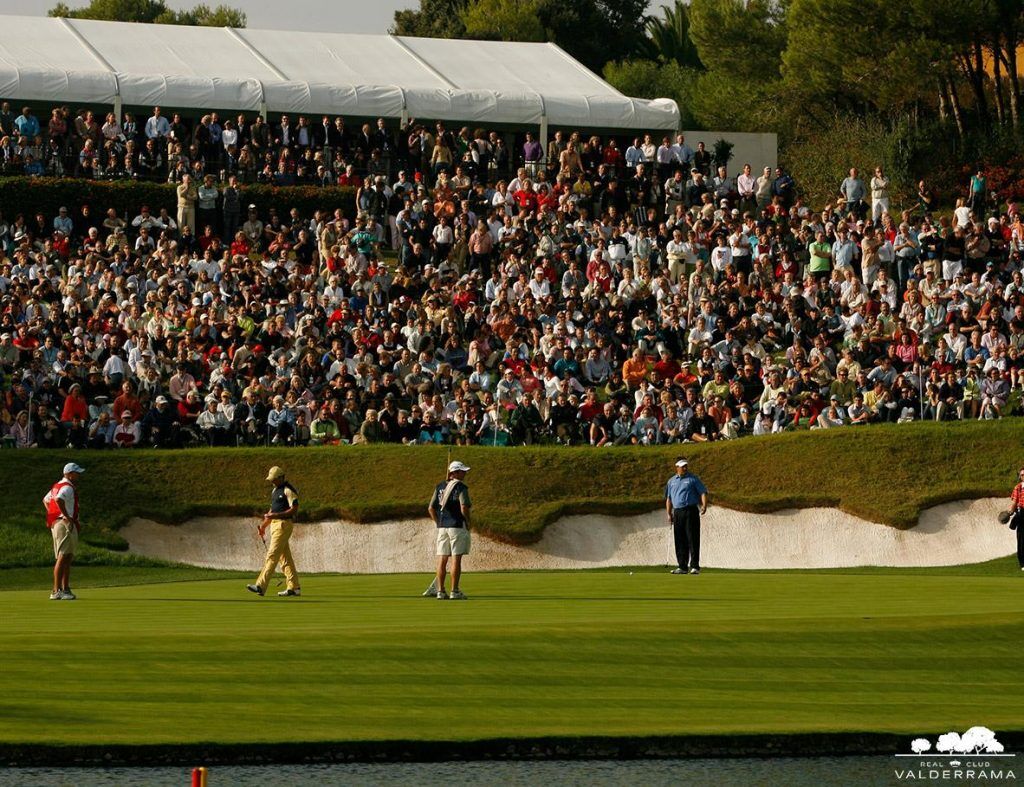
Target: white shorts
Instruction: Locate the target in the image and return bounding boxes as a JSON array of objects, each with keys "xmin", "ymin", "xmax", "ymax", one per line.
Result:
[
  {"xmin": 52, "ymin": 519, "xmax": 78, "ymax": 559},
  {"xmin": 436, "ymin": 527, "xmax": 471, "ymax": 556}
]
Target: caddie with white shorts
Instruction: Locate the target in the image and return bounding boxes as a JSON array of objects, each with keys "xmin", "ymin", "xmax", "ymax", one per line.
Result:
[{"xmin": 425, "ymin": 460, "xmax": 472, "ymax": 600}]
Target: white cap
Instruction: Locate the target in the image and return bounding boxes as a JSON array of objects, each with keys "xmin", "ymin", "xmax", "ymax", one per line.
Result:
[
  {"xmin": 448, "ymin": 461, "xmax": 471, "ymax": 474},
  {"xmin": 63, "ymin": 462, "xmax": 85, "ymax": 475},
  {"xmin": 675, "ymin": 459, "xmax": 689, "ymax": 467}
]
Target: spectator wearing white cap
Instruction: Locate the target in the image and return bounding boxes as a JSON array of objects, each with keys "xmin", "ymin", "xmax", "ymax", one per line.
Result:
[
  {"xmin": 44, "ymin": 463, "xmax": 84, "ymax": 599},
  {"xmin": 665, "ymin": 458, "xmax": 708, "ymax": 575},
  {"xmin": 426, "ymin": 461, "xmax": 472, "ymax": 600}
]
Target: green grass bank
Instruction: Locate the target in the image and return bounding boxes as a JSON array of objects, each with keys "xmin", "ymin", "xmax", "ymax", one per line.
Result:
[{"xmin": 2, "ymin": 420, "xmax": 1021, "ymax": 568}]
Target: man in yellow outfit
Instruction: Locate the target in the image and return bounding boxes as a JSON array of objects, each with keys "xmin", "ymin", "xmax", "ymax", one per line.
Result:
[{"xmin": 247, "ymin": 466, "xmax": 301, "ymax": 597}]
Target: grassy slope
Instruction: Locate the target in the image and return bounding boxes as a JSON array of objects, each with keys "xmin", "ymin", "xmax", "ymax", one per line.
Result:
[
  {"xmin": 2, "ymin": 570, "xmax": 1021, "ymax": 745},
  {"xmin": 2, "ymin": 419, "xmax": 1022, "ymax": 568}
]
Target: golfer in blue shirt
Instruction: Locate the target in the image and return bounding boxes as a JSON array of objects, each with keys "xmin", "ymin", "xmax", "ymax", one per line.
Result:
[{"xmin": 665, "ymin": 458, "xmax": 708, "ymax": 574}]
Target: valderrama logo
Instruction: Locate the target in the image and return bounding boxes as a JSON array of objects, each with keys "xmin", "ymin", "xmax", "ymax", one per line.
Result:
[{"xmin": 894, "ymin": 727, "xmax": 1016, "ymax": 782}]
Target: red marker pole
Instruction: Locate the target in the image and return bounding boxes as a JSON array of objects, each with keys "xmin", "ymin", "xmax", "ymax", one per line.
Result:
[{"xmin": 191, "ymin": 766, "xmax": 208, "ymax": 787}]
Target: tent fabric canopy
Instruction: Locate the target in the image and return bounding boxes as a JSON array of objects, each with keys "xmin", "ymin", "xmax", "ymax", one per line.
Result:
[{"xmin": 0, "ymin": 15, "xmax": 679, "ymax": 130}]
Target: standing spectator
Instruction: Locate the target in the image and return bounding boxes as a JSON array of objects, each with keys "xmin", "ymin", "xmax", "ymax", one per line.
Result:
[
  {"xmin": 839, "ymin": 167, "xmax": 866, "ymax": 219},
  {"xmin": 221, "ymin": 175, "xmax": 242, "ymax": 242},
  {"xmin": 870, "ymin": 166, "xmax": 890, "ymax": 224},
  {"xmin": 196, "ymin": 174, "xmax": 219, "ymax": 235},
  {"xmin": 14, "ymin": 106, "xmax": 39, "ymax": 140},
  {"xmin": 969, "ymin": 168, "xmax": 987, "ymax": 213},
  {"xmin": 145, "ymin": 106, "xmax": 170, "ymax": 145},
  {"xmin": 176, "ymin": 173, "xmax": 198, "ymax": 234}
]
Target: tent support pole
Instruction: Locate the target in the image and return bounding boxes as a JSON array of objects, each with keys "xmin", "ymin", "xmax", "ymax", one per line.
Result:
[
  {"xmin": 539, "ymin": 114, "xmax": 549, "ymax": 167},
  {"xmin": 113, "ymin": 95, "xmax": 122, "ymax": 122},
  {"xmin": 260, "ymin": 102, "xmax": 268, "ymax": 121}
]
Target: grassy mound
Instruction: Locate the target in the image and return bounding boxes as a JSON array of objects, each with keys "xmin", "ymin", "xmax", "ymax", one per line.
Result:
[
  {"xmin": 2, "ymin": 570, "xmax": 1021, "ymax": 747},
  {"xmin": 2, "ymin": 420, "xmax": 1020, "ymax": 568}
]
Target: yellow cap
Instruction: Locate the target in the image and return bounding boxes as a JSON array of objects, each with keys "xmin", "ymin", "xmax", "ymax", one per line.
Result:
[{"xmin": 266, "ymin": 466, "xmax": 285, "ymax": 482}]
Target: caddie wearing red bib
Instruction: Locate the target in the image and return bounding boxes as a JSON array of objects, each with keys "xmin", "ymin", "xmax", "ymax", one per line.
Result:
[{"xmin": 44, "ymin": 462, "xmax": 84, "ymax": 600}]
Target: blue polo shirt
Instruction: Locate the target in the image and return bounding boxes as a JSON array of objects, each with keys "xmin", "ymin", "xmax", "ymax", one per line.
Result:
[{"xmin": 665, "ymin": 473, "xmax": 707, "ymax": 509}]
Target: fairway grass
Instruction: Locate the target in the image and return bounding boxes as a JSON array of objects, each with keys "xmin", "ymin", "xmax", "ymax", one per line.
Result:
[{"xmin": 2, "ymin": 569, "xmax": 1022, "ymax": 749}]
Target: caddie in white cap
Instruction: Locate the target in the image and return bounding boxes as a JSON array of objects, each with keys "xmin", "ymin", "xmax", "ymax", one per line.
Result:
[
  {"xmin": 44, "ymin": 463, "xmax": 85, "ymax": 599},
  {"xmin": 424, "ymin": 460, "xmax": 473, "ymax": 600}
]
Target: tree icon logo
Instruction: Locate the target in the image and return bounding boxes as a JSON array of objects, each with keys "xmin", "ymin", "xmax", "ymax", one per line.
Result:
[{"xmin": 905, "ymin": 727, "xmax": 1010, "ymax": 755}]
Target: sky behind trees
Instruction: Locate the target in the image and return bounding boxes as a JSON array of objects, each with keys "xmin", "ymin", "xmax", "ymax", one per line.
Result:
[{"xmin": 5, "ymin": 0, "xmax": 665, "ymax": 33}]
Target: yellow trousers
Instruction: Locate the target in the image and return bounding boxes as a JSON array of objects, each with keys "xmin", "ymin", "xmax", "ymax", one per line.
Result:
[{"xmin": 256, "ymin": 519, "xmax": 299, "ymax": 591}]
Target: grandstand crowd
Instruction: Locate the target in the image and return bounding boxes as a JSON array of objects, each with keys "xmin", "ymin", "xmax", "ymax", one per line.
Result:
[{"xmin": 0, "ymin": 102, "xmax": 1022, "ymax": 449}]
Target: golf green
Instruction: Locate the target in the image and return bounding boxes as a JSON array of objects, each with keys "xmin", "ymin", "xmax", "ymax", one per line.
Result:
[{"xmin": 2, "ymin": 567, "xmax": 1022, "ymax": 747}]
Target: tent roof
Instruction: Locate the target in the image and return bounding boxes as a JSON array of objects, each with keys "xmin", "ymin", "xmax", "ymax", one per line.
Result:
[{"xmin": 0, "ymin": 15, "xmax": 679, "ymax": 130}]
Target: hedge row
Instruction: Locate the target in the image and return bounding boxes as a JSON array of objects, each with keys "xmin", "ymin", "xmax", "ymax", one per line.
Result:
[{"xmin": 0, "ymin": 177, "xmax": 357, "ymax": 223}]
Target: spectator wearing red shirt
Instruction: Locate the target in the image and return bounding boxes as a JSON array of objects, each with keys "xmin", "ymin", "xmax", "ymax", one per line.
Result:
[
  {"xmin": 112, "ymin": 381, "xmax": 142, "ymax": 422},
  {"xmin": 61, "ymin": 384, "xmax": 88, "ymax": 425},
  {"xmin": 577, "ymin": 389, "xmax": 603, "ymax": 423},
  {"xmin": 653, "ymin": 350, "xmax": 681, "ymax": 383},
  {"xmin": 229, "ymin": 231, "xmax": 250, "ymax": 257},
  {"xmin": 512, "ymin": 186, "xmax": 538, "ymax": 213}
]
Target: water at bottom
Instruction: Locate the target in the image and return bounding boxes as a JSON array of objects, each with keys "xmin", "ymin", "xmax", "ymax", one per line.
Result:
[{"xmin": 5, "ymin": 756, "xmax": 901, "ymax": 787}]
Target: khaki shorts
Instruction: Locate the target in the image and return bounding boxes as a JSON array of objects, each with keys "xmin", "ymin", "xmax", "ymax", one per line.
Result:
[
  {"xmin": 52, "ymin": 519, "xmax": 78, "ymax": 559},
  {"xmin": 436, "ymin": 527, "xmax": 471, "ymax": 556}
]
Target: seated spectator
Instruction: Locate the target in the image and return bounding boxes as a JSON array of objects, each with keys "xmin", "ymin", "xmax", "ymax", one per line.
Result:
[
  {"xmin": 113, "ymin": 410, "xmax": 141, "ymax": 448},
  {"xmin": 197, "ymin": 398, "xmax": 231, "ymax": 446}
]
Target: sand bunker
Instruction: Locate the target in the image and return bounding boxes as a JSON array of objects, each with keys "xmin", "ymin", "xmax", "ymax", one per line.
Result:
[{"xmin": 123, "ymin": 498, "xmax": 1015, "ymax": 572}]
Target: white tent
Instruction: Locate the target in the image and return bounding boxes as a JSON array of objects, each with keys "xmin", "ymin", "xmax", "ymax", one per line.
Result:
[{"xmin": 0, "ymin": 15, "xmax": 680, "ymax": 137}]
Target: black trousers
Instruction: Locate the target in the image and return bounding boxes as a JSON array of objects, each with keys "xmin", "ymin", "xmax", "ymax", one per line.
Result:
[
  {"xmin": 673, "ymin": 505, "xmax": 701, "ymax": 570},
  {"xmin": 1014, "ymin": 512, "xmax": 1024, "ymax": 567}
]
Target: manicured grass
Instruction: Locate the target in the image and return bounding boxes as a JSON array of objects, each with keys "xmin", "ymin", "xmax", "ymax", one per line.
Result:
[
  {"xmin": 1, "ymin": 419, "xmax": 1023, "ymax": 568},
  {"xmin": 2, "ymin": 569, "xmax": 1022, "ymax": 746}
]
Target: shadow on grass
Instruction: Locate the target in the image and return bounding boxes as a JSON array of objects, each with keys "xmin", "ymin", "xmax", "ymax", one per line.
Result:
[{"xmin": 104, "ymin": 598, "xmax": 330, "ymax": 604}]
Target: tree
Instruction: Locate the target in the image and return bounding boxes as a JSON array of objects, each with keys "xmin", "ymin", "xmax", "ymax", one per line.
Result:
[
  {"xmin": 960, "ymin": 726, "xmax": 999, "ymax": 754},
  {"xmin": 461, "ymin": 0, "xmax": 546, "ymax": 42},
  {"xmin": 537, "ymin": 0, "xmax": 650, "ymax": 73},
  {"xmin": 643, "ymin": 1, "xmax": 703, "ymax": 68},
  {"xmin": 392, "ymin": 0, "xmax": 469, "ymax": 38},
  {"xmin": 49, "ymin": 0, "xmax": 246, "ymax": 26},
  {"xmin": 169, "ymin": 4, "xmax": 247, "ymax": 27},
  {"xmin": 910, "ymin": 738, "xmax": 931, "ymax": 754},
  {"xmin": 685, "ymin": 0, "xmax": 785, "ymax": 131},
  {"xmin": 688, "ymin": 0, "xmax": 785, "ymax": 83},
  {"xmin": 603, "ymin": 59, "xmax": 699, "ymax": 127},
  {"xmin": 936, "ymin": 732, "xmax": 963, "ymax": 754},
  {"xmin": 396, "ymin": 0, "xmax": 648, "ymax": 74}
]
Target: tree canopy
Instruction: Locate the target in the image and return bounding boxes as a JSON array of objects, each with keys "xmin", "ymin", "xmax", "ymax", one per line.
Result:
[
  {"xmin": 48, "ymin": 0, "xmax": 247, "ymax": 27},
  {"xmin": 393, "ymin": 0, "xmax": 648, "ymax": 73}
]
